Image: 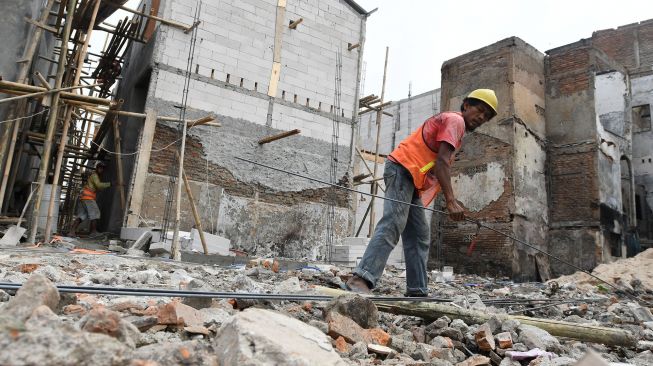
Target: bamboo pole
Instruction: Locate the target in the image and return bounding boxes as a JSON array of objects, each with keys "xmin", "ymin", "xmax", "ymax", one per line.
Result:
[
  {"xmin": 257, "ymin": 129, "xmax": 301, "ymax": 145},
  {"xmin": 0, "ymin": 83, "xmax": 100, "ymax": 105},
  {"xmin": 0, "ymin": 80, "xmax": 111, "ymax": 106},
  {"xmin": 171, "ymin": 118, "xmax": 189, "ymax": 261},
  {"xmin": 176, "ymin": 152, "xmax": 208, "ymax": 255},
  {"xmin": 112, "ymin": 118, "xmax": 126, "ymax": 210},
  {"xmin": 28, "ymin": 0, "xmax": 77, "ymax": 244},
  {"xmin": 0, "ymin": 0, "xmax": 57, "ymax": 213},
  {"xmin": 44, "ymin": 0, "xmax": 101, "ymax": 242},
  {"xmin": 314, "ymin": 286, "xmax": 637, "ymax": 348},
  {"xmin": 367, "ymin": 47, "xmax": 389, "ymax": 237}
]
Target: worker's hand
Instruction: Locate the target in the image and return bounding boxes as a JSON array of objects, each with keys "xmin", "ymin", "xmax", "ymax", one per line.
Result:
[{"xmin": 446, "ymin": 200, "xmax": 465, "ymax": 221}]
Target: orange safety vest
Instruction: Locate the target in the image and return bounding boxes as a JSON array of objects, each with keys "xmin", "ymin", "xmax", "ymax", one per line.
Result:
[
  {"xmin": 80, "ymin": 186, "xmax": 96, "ymax": 201},
  {"xmin": 389, "ymin": 123, "xmax": 457, "ymax": 206}
]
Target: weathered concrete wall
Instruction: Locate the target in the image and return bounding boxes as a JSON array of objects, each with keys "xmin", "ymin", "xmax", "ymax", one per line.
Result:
[{"xmin": 631, "ymin": 74, "xmax": 653, "ymax": 241}]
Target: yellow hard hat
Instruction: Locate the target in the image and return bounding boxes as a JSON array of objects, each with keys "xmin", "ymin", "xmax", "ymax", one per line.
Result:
[{"xmin": 467, "ymin": 89, "xmax": 498, "ymax": 114}]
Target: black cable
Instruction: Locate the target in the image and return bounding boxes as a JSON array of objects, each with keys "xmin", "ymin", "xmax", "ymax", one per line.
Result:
[{"xmin": 234, "ymin": 156, "xmax": 644, "ymax": 303}]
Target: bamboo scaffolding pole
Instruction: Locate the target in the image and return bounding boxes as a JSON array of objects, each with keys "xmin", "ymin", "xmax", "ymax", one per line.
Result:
[
  {"xmin": 112, "ymin": 118, "xmax": 126, "ymax": 210},
  {"xmin": 29, "ymin": 0, "xmax": 77, "ymax": 244},
  {"xmin": 173, "ymin": 150, "xmax": 208, "ymax": 255},
  {"xmin": 0, "ymin": 0, "xmax": 57, "ymax": 213},
  {"xmin": 0, "ymin": 83, "xmax": 100, "ymax": 105},
  {"xmin": 45, "ymin": 0, "xmax": 101, "ymax": 241},
  {"xmin": 367, "ymin": 47, "xmax": 389, "ymax": 237},
  {"xmin": 0, "ymin": 80, "xmax": 111, "ymax": 106}
]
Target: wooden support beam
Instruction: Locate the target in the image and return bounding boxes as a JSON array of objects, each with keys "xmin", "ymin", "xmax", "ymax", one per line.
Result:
[
  {"xmin": 0, "ymin": 80, "xmax": 111, "ymax": 106},
  {"xmin": 104, "ymin": 0, "xmax": 192, "ymax": 31},
  {"xmin": 348, "ymin": 42, "xmax": 360, "ymax": 51},
  {"xmin": 288, "ymin": 18, "xmax": 303, "ymax": 29},
  {"xmin": 257, "ymin": 129, "xmax": 301, "ymax": 145},
  {"xmin": 125, "ymin": 109, "xmax": 156, "ymax": 227}
]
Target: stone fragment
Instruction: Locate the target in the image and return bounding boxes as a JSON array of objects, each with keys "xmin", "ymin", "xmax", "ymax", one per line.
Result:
[
  {"xmin": 325, "ymin": 293, "xmax": 379, "ymax": 329},
  {"xmin": 157, "ymin": 302, "xmax": 203, "ymax": 327},
  {"xmin": 0, "ymin": 305, "xmax": 129, "ymax": 365},
  {"xmin": 495, "ymin": 332, "xmax": 513, "ymax": 349},
  {"xmin": 501, "ymin": 319, "xmax": 520, "ymax": 333},
  {"xmin": 131, "ymin": 231, "xmax": 152, "ymax": 250},
  {"xmin": 436, "ymin": 327, "xmax": 464, "ymax": 342},
  {"xmin": 430, "ymin": 336, "xmax": 454, "ymax": 349},
  {"xmin": 627, "ymin": 302, "xmax": 653, "ymax": 323},
  {"xmin": 518, "ymin": 325, "xmax": 560, "ymax": 351},
  {"xmin": 349, "ymin": 341, "xmax": 368, "ymax": 359},
  {"xmin": 148, "ymin": 242, "xmax": 171, "ymax": 256},
  {"xmin": 413, "ymin": 326, "xmax": 426, "ymax": 343},
  {"xmin": 17, "ymin": 263, "xmax": 39, "ymax": 273},
  {"xmin": 450, "ymin": 319, "xmax": 469, "ymax": 334},
  {"xmin": 368, "ymin": 327, "xmax": 391, "ymax": 346},
  {"xmin": 184, "ymin": 326, "xmax": 210, "ymax": 336},
  {"xmin": 488, "ymin": 350, "xmax": 502, "ymax": 365},
  {"xmin": 475, "ymin": 323, "xmax": 495, "ymax": 351},
  {"xmin": 456, "ymin": 354, "xmax": 491, "ymax": 366},
  {"xmin": 79, "ymin": 307, "xmax": 141, "ymax": 348},
  {"xmin": 214, "ymin": 308, "xmax": 347, "ymax": 365},
  {"xmin": 63, "ymin": 304, "xmax": 87, "ymax": 316},
  {"xmin": 334, "ymin": 336, "xmax": 350, "ymax": 353},
  {"xmin": 327, "ymin": 311, "xmax": 370, "ymax": 344},
  {"xmin": 198, "ymin": 307, "xmax": 232, "ymax": 328},
  {"xmin": 499, "ymin": 358, "xmax": 521, "ymax": 366},
  {"xmin": 3, "ymin": 274, "xmax": 60, "ymax": 321},
  {"xmin": 125, "ymin": 316, "xmax": 158, "ymax": 332},
  {"xmin": 570, "ymin": 349, "xmax": 609, "ymax": 366},
  {"xmin": 308, "ymin": 319, "xmax": 328, "ymax": 334},
  {"xmin": 430, "ymin": 347, "xmax": 458, "ymax": 364},
  {"xmin": 368, "ymin": 343, "xmax": 396, "ymax": 356},
  {"xmin": 130, "ymin": 340, "xmax": 217, "ymax": 365},
  {"xmin": 0, "ymin": 289, "xmax": 10, "ymax": 302}
]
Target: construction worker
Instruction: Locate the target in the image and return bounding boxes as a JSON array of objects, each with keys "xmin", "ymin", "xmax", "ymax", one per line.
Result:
[
  {"xmin": 69, "ymin": 161, "xmax": 111, "ymax": 238},
  {"xmin": 347, "ymin": 89, "xmax": 498, "ymax": 296}
]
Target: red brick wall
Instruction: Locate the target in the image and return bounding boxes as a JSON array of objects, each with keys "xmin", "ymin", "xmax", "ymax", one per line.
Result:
[
  {"xmin": 591, "ymin": 21, "xmax": 653, "ymax": 69},
  {"xmin": 434, "ymin": 132, "xmax": 515, "ymax": 276},
  {"xmin": 148, "ymin": 124, "xmax": 350, "ymax": 207},
  {"xmin": 548, "ymin": 146, "xmax": 600, "ymax": 224},
  {"xmin": 546, "ymin": 46, "xmax": 591, "ymax": 95}
]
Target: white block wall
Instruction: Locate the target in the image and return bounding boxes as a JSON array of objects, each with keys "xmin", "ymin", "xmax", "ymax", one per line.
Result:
[
  {"xmin": 153, "ymin": 0, "xmax": 363, "ymax": 127},
  {"xmin": 358, "ymin": 89, "xmax": 441, "ymax": 155}
]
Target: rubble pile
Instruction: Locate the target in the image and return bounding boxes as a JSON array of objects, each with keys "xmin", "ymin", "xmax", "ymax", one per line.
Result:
[
  {"xmin": 1, "ymin": 249, "xmax": 653, "ymax": 365},
  {"xmin": 553, "ymin": 248, "xmax": 653, "ymax": 292}
]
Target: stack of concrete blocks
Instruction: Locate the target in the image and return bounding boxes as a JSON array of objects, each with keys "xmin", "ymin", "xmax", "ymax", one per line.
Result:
[
  {"xmin": 113, "ymin": 0, "xmax": 368, "ymax": 260},
  {"xmin": 331, "ymin": 237, "xmax": 404, "ymax": 268}
]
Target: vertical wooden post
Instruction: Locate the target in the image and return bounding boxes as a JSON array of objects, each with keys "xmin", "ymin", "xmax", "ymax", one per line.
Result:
[
  {"xmin": 367, "ymin": 47, "xmax": 389, "ymax": 237},
  {"xmin": 0, "ymin": 0, "xmax": 57, "ymax": 212},
  {"xmin": 44, "ymin": 0, "xmax": 100, "ymax": 241},
  {"xmin": 28, "ymin": 0, "xmax": 77, "ymax": 244},
  {"xmin": 112, "ymin": 118, "xmax": 126, "ymax": 210},
  {"xmin": 125, "ymin": 109, "xmax": 156, "ymax": 227},
  {"xmin": 170, "ymin": 119, "xmax": 189, "ymax": 261},
  {"xmin": 182, "ymin": 167, "xmax": 209, "ymax": 255}
]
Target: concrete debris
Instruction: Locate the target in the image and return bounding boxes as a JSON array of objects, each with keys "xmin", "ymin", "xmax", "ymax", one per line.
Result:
[
  {"xmin": 214, "ymin": 308, "xmax": 348, "ymax": 365},
  {"xmin": 0, "ymin": 251, "xmax": 651, "ymax": 365}
]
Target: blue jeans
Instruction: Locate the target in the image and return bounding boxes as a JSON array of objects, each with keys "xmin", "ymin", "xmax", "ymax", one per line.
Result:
[{"xmin": 354, "ymin": 160, "xmax": 430, "ymax": 295}]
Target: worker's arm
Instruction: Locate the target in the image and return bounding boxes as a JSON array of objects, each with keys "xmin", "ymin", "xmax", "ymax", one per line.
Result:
[
  {"xmin": 90, "ymin": 173, "xmax": 111, "ymax": 191},
  {"xmin": 435, "ymin": 142, "xmax": 464, "ymax": 221}
]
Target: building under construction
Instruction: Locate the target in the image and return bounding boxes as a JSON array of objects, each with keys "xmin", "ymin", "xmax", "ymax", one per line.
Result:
[{"xmin": 1, "ymin": 0, "xmax": 653, "ymax": 282}]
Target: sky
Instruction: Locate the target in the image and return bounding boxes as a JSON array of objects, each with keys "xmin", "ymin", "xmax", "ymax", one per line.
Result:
[
  {"xmin": 355, "ymin": 0, "xmax": 652, "ymax": 101},
  {"xmin": 94, "ymin": 0, "xmax": 652, "ymax": 102}
]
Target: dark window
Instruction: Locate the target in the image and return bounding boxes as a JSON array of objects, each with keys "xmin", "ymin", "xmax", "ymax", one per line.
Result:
[{"xmin": 633, "ymin": 104, "xmax": 651, "ymax": 133}]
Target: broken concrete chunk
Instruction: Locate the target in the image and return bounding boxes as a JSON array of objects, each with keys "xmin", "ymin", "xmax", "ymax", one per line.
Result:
[
  {"xmin": 518, "ymin": 325, "xmax": 560, "ymax": 352},
  {"xmin": 475, "ymin": 323, "xmax": 496, "ymax": 351},
  {"xmin": 325, "ymin": 293, "xmax": 379, "ymax": 329},
  {"xmin": 131, "ymin": 231, "xmax": 152, "ymax": 250},
  {"xmin": 156, "ymin": 301, "xmax": 203, "ymax": 328},
  {"xmin": 368, "ymin": 343, "xmax": 396, "ymax": 356},
  {"xmin": 214, "ymin": 308, "xmax": 347, "ymax": 365},
  {"xmin": 3, "ymin": 273, "xmax": 60, "ymax": 322},
  {"xmin": 78, "ymin": 308, "xmax": 141, "ymax": 348},
  {"xmin": 328, "ymin": 311, "xmax": 370, "ymax": 344},
  {"xmin": 148, "ymin": 242, "xmax": 171, "ymax": 256}
]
